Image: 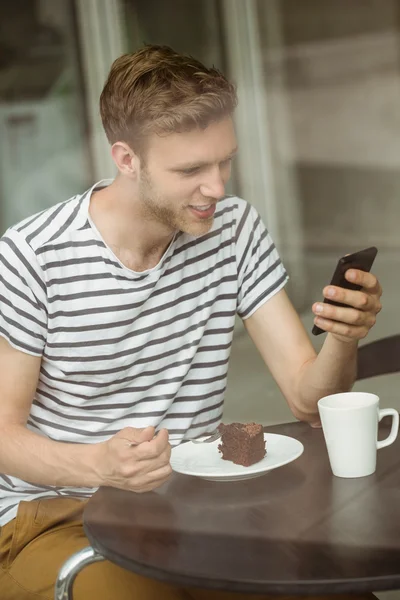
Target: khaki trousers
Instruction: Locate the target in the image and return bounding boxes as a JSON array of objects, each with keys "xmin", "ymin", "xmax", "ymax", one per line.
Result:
[{"xmin": 0, "ymin": 497, "xmax": 376, "ymax": 600}]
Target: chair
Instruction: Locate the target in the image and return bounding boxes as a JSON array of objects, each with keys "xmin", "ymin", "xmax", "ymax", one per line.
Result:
[
  {"xmin": 356, "ymin": 334, "xmax": 400, "ymax": 380},
  {"xmin": 54, "ymin": 547, "xmax": 104, "ymax": 600}
]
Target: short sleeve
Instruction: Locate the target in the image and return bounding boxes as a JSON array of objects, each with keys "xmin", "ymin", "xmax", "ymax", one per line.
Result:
[
  {"xmin": 236, "ymin": 203, "xmax": 288, "ymax": 319},
  {"xmin": 0, "ymin": 229, "xmax": 47, "ymax": 356}
]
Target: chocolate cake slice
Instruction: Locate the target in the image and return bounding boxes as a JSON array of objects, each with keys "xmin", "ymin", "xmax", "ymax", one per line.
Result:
[{"xmin": 218, "ymin": 422, "xmax": 266, "ymax": 467}]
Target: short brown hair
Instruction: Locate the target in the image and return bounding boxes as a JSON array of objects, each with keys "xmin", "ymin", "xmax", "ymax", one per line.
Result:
[{"xmin": 100, "ymin": 45, "xmax": 237, "ymax": 153}]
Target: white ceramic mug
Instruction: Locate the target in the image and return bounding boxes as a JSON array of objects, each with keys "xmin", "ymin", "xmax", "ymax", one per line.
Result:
[{"xmin": 318, "ymin": 392, "xmax": 399, "ymax": 478}]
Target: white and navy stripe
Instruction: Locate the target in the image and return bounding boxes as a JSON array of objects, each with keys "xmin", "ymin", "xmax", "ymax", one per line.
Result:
[{"xmin": 0, "ymin": 180, "xmax": 287, "ymax": 525}]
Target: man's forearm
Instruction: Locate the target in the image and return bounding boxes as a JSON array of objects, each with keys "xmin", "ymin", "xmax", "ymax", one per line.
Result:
[
  {"xmin": 0, "ymin": 424, "xmax": 102, "ymax": 488},
  {"xmin": 292, "ymin": 334, "xmax": 358, "ymax": 422}
]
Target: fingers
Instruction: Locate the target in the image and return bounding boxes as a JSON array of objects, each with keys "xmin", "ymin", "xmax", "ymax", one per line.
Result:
[
  {"xmin": 103, "ymin": 427, "xmax": 172, "ymax": 493},
  {"xmin": 313, "ymin": 302, "xmax": 377, "ymax": 329},
  {"xmin": 122, "ymin": 439, "xmax": 172, "ymax": 492},
  {"xmin": 133, "ymin": 428, "xmax": 170, "ymax": 461},
  {"xmin": 115, "ymin": 426, "xmax": 156, "ymax": 446},
  {"xmin": 321, "ymin": 286, "xmax": 376, "ymax": 311},
  {"xmin": 134, "ymin": 426, "xmax": 157, "ymax": 444},
  {"xmin": 313, "ymin": 316, "xmax": 370, "ymax": 340},
  {"xmin": 313, "ymin": 267, "xmax": 383, "ymax": 342},
  {"xmin": 127, "ymin": 463, "xmax": 173, "ymax": 493},
  {"xmin": 112, "ymin": 427, "xmax": 170, "ymax": 464},
  {"xmin": 344, "ymin": 269, "xmax": 382, "ymax": 295}
]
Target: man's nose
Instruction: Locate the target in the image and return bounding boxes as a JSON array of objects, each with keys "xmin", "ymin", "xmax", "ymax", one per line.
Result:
[{"xmin": 199, "ymin": 169, "xmax": 226, "ymax": 200}]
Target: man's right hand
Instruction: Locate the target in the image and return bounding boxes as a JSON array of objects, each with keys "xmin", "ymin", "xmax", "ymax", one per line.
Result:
[{"xmin": 97, "ymin": 426, "xmax": 172, "ymax": 493}]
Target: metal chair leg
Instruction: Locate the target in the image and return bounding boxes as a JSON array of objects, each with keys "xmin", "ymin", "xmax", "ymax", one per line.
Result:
[{"xmin": 54, "ymin": 545, "xmax": 105, "ymax": 600}]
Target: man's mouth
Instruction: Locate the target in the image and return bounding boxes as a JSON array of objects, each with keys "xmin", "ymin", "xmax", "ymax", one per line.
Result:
[{"xmin": 188, "ymin": 203, "xmax": 216, "ymax": 219}]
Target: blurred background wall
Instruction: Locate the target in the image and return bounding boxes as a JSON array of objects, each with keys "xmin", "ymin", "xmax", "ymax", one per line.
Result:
[{"xmin": 1, "ymin": 0, "xmax": 399, "ymax": 424}]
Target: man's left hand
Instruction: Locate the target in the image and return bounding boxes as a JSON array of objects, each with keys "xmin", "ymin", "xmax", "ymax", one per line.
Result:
[{"xmin": 312, "ymin": 269, "xmax": 382, "ymax": 343}]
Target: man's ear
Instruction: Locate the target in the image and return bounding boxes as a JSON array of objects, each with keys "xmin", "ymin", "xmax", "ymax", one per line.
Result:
[{"xmin": 111, "ymin": 142, "xmax": 140, "ymax": 179}]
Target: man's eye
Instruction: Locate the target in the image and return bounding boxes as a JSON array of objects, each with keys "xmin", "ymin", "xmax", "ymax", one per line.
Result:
[{"xmin": 181, "ymin": 167, "xmax": 201, "ymax": 176}]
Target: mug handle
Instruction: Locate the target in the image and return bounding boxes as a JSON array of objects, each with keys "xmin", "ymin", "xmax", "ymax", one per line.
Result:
[{"xmin": 377, "ymin": 409, "xmax": 399, "ymax": 450}]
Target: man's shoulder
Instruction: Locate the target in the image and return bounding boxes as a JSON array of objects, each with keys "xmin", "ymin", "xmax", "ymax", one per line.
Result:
[
  {"xmin": 216, "ymin": 194, "xmax": 248, "ymax": 213},
  {"xmin": 214, "ymin": 195, "xmax": 260, "ymax": 237},
  {"xmin": 5, "ymin": 185, "xmax": 93, "ymax": 253},
  {"xmin": 214, "ymin": 195, "xmax": 252, "ymax": 226}
]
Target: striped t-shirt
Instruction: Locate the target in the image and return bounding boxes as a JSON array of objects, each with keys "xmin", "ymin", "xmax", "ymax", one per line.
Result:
[{"xmin": 0, "ymin": 179, "xmax": 288, "ymax": 526}]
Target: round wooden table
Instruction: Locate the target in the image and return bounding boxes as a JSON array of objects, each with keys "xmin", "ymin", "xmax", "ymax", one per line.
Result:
[{"xmin": 82, "ymin": 421, "xmax": 400, "ymax": 595}]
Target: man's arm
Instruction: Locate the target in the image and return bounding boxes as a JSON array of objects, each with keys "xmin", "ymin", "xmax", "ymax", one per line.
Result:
[
  {"xmin": 0, "ymin": 338, "xmax": 104, "ymax": 487},
  {"xmin": 0, "ymin": 338, "xmax": 171, "ymax": 492},
  {"xmin": 244, "ymin": 269, "xmax": 382, "ymax": 423}
]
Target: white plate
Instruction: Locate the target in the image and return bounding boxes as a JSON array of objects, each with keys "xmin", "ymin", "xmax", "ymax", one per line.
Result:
[{"xmin": 171, "ymin": 433, "xmax": 304, "ymax": 481}]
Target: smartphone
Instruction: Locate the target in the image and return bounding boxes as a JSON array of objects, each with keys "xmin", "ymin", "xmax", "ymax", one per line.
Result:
[{"xmin": 312, "ymin": 246, "xmax": 378, "ymax": 336}]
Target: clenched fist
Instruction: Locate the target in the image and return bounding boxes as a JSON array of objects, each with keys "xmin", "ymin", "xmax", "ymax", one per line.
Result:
[{"xmin": 96, "ymin": 426, "xmax": 172, "ymax": 493}]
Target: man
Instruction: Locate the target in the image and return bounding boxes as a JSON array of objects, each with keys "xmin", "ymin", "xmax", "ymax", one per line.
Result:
[{"xmin": 0, "ymin": 45, "xmax": 381, "ymax": 599}]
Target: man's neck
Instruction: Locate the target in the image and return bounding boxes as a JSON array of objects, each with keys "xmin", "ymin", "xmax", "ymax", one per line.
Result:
[{"xmin": 89, "ymin": 178, "xmax": 175, "ymax": 272}]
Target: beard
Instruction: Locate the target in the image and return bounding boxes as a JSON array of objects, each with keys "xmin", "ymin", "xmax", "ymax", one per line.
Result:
[{"xmin": 138, "ymin": 168, "xmax": 215, "ymax": 237}]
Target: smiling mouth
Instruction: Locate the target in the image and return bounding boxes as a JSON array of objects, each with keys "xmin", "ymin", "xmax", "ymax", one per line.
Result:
[
  {"xmin": 189, "ymin": 204, "xmax": 214, "ymax": 211},
  {"xmin": 187, "ymin": 203, "xmax": 217, "ymax": 220}
]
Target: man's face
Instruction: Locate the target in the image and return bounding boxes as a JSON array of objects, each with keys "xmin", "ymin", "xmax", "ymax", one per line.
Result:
[{"xmin": 137, "ymin": 117, "xmax": 238, "ymax": 237}]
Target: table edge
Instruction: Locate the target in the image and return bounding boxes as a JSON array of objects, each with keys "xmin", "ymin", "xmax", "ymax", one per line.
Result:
[{"xmin": 83, "ymin": 521, "xmax": 400, "ymax": 595}]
